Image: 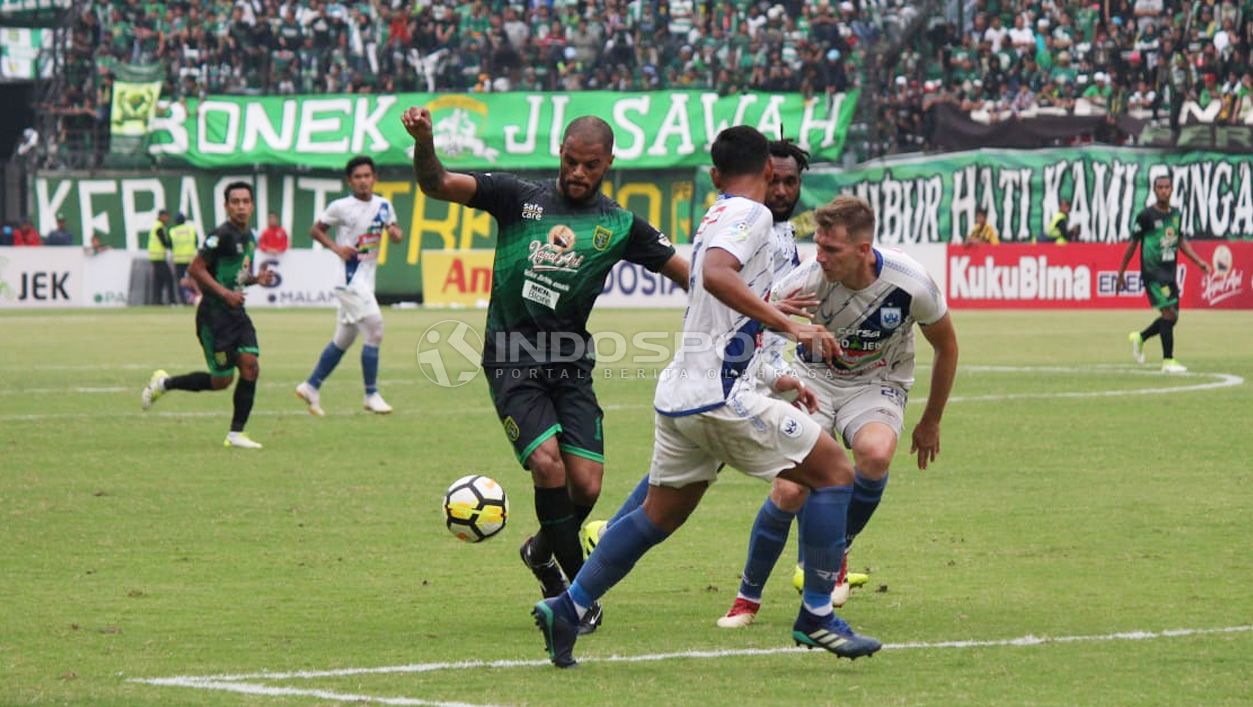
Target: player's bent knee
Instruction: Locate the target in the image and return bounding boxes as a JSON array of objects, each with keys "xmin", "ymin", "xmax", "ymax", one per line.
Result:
[
  {"xmin": 770, "ymin": 478, "xmax": 809, "ymax": 512},
  {"xmin": 210, "ymin": 375, "xmax": 234, "ymax": 390},
  {"xmin": 527, "ymin": 448, "xmax": 566, "ymax": 487}
]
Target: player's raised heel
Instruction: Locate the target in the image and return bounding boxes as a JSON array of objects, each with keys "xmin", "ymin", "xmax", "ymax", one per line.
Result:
[
  {"xmin": 295, "ymin": 381, "xmax": 325, "ymax": 417},
  {"xmin": 520, "ymin": 536, "xmax": 569, "ymax": 599},
  {"xmin": 532, "ymin": 598, "xmax": 579, "ymax": 668},
  {"xmin": 792, "ymin": 609, "xmax": 882, "ymax": 660},
  {"xmin": 141, "ymin": 369, "xmax": 168, "ymax": 410}
]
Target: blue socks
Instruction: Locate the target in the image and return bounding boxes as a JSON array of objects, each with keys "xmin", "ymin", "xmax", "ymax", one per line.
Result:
[
  {"xmin": 568, "ymin": 508, "xmax": 669, "ymax": 614},
  {"xmin": 362, "ymin": 345, "xmax": 380, "ymax": 395},
  {"xmin": 607, "ymin": 473, "xmax": 650, "ymax": 527},
  {"xmin": 737, "ymin": 498, "xmax": 796, "ymax": 601},
  {"xmin": 799, "ymin": 485, "xmax": 853, "ymax": 614},
  {"xmin": 847, "ymin": 470, "xmax": 888, "ymax": 543},
  {"xmin": 308, "ymin": 342, "xmax": 346, "ymax": 388}
]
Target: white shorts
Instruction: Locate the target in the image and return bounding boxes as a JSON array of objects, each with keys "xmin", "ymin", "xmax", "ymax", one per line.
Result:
[
  {"xmin": 810, "ymin": 380, "xmax": 908, "ymax": 447},
  {"xmin": 334, "ymin": 285, "xmax": 381, "ymax": 324},
  {"xmin": 649, "ymin": 390, "xmax": 822, "ymax": 488}
]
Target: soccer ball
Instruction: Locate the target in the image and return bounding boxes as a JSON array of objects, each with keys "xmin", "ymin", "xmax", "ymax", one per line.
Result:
[{"xmin": 444, "ymin": 475, "xmax": 508, "ymax": 543}]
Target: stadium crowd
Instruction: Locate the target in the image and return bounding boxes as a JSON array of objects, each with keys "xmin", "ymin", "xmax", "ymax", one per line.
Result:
[
  {"xmin": 33, "ymin": 0, "xmax": 1253, "ymax": 166},
  {"xmin": 882, "ymin": 0, "xmax": 1253, "ymax": 148}
]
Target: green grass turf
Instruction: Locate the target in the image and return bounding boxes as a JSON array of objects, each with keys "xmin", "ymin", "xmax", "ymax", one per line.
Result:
[{"xmin": 1, "ymin": 308, "xmax": 1251, "ymax": 705}]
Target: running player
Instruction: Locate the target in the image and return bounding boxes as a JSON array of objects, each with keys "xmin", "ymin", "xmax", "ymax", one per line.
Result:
[
  {"xmin": 295, "ymin": 155, "xmax": 404, "ymax": 416},
  {"xmin": 717, "ymin": 195, "xmax": 958, "ymax": 628},
  {"xmin": 532, "ymin": 126, "xmax": 881, "ymax": 668},
  {"xmin": 1118, "ymin": 175, "xmax": 1211, "ymax": 373},
  {"xmin": 401, "ymin": 107, "xmax": 689, "ymax": 633},
  {"xmin": 141, "ymin": 182, "xmax": 275, "ymax": 448}
]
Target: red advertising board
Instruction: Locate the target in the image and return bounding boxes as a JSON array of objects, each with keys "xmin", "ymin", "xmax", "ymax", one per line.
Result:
[{"xmin": 946, "ymin": 242, "xmax": 1253, "ymax": 309}]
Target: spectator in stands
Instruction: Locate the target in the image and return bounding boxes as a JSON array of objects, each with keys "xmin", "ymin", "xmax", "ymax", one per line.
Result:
[
  {"xmin": 14, "ymin": 220, "xmax": 41, "ymax": 246},
  {"xmin": 44, "ymin": 214, "xmax": 75, "ymax": 246},
  {"xmin": 88, "ymin": 233, "xmax": 111, "ymax": 255},
  {"xmin": 1044, "ymin": 200, "xmax": 1080, "ymax": 244},
  {"xmin": 0, "ymin": 224, "xmax": 13, "ymax": 247},
  {"xmin": 259, "ymin": 213, "xmax": 290, "ymax": 255},
  {"xmin": 965, "ymin": 208, "xmax": 1001, "ymax": 245}
]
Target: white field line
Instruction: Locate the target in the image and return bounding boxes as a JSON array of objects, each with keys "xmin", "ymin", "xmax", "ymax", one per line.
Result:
[
  {"xmin": 135, "ymin": 678, "xmax": 498, "ymax": 707},
  {"xmin": 0, "ymin": 367, "xmax": 1242, "ymax": 422},
  {"xmin": 137, "ymin": 626, "xmax": 1253, "ymax": 686}
]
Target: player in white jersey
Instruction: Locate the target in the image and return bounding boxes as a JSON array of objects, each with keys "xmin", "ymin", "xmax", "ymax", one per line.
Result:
[
  {"xmin": 586, "ymin": 139, "xmax": 815, "ymax": 542},
  {"xmin": 533, "ymin": 126, "xmax": 882, "ymax": 668},
  {"xmin": 717, "ymin": 195, "xmax": 959, "ymax": 628},
  {"xmin": 295, "ymin": 156, "xmax": 404, "ymax": 416}
]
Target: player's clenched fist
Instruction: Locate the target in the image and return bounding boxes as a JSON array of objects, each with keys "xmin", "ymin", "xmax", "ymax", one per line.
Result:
[{"xmin": 401, "ymin": 107, "xmax": 433, "ymax": 141}]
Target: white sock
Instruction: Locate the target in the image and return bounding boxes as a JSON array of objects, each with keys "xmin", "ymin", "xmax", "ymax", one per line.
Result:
[
  {"xmin": 803, "ymin": 600, "xmax": 833, "ymax": 617},
  {"xmin": 227, "ymin": 431, "xmax": 242, "ymax": 440},
  {"xmin": 158, "ymin": 377, "xmax": 168, "ymax": 391}
]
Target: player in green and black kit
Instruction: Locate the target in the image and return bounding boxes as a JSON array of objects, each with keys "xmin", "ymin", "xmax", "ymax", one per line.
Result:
[
  {"xmin": 141, "ymin": 182, "xmax": 276, "ymax": 447},
  {"xmin": 402, "ymin": 107, "xmax": 689, "ymax": 632},
  {"xmin": 1117, "ymin": 175, "xmax": 1211, "ymax": 373}
]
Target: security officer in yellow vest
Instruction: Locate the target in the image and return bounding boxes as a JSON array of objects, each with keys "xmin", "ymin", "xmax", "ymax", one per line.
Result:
[
  {"xmin": 147, "ymin": 209, "xmax": 176, "ymax": 305},
  {"xmin": 1042, "ymin": 199, "xmax": 1081, "ymax": 244},
  {"xmin": 169, "ymin": 213, "xmax": 200, "ymax": 305}
]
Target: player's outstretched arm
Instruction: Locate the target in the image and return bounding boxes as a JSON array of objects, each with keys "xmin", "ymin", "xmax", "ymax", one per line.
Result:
[
  {"xmin": 703, "ymin": 248, "xmax": 837, "ymax": 361},
  {"xmin": 912, "ymin": 313, "xmax": 958, "ymax": 470},
  {"xmin": 401, "ymin": 106, "xmax": 478, "ymax": 205},
  {"xmin": 659, "ymin": 254, "xmax": 690, "ymax": 291}
]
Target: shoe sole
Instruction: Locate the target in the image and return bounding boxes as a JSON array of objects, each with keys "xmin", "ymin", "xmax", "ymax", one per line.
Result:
[
  {"xmin": 531, "ymin": 602, "xmax": 577, "ymax": 668},
  {"xmin": 792, "ymin": 630, "xmax": 882, "ymax": 660}
]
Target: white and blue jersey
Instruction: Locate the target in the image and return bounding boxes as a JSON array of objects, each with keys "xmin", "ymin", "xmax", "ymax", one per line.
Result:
[
  {"xmin": 777, "ymin": 248, "xmax": 946, "ymax": 389},
  {"xmin": 317, "ymin": 193, "xmax": 396, "ymax": 323},
  {"xmin": 654, "ymin": 195, "xmax": 774, "ymax": 416}
]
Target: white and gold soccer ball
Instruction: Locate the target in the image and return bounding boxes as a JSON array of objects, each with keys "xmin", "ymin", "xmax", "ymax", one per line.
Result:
[{"xmin": 443, "ymin": 475, "xmax": 508, "ymax": 543}]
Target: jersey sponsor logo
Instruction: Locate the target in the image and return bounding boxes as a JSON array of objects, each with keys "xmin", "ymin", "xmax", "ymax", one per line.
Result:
[
  {"xmin": 522, "ymin": 279, "xmax": 561, "ymax": 308},
  {"xmin": 592, "ymin": 225, "xmax": 612, "ymax": 252},
  {"xmin": 657, "ymin": 232, "xmax": 673, "ymax": 248},
  {"xmin": 880, "ymin": 307, "xmax": 902, "ymax": 329},
  {"xmin": 521, "ymin": 202, "xmax": 544, "ymax": 220},
  {"xmin": 205, "ymin": 235, "xmax": 219, "ymax": 249},
  {"xmin": 780, "ymin": 416, "xmax": 803, "ymax": 438},
  {"xmin": 528, "ymin": 237, "xmax": 585, "ymax": 273}
]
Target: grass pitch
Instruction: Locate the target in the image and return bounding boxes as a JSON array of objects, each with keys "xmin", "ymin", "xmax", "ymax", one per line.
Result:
[{"xmin": 1, "ymin": 307, "xmax": 1251, "ymax": 705}]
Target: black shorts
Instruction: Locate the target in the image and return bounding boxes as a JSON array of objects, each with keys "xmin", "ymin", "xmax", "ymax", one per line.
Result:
[
  {"xmin": 484, "ymin": 361, "xmax": 604, "ymax": 468},
  {"xmin": 1144, "ymin": 278, "xmax": 1179, "ymax": 310},
  {"xmin": 195, "ymin": 304, "xmax": 259, "ymax": 376}
]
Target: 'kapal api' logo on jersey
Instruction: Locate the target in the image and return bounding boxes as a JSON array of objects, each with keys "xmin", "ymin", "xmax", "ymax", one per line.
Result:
[
  {"xmin": 593, "ymin": 225, "xmax": 612, "ymax": 251},
  {"xmin": 528, "ymin": 226, "xmax": 585, "ymax": 272},
  {"xmin": 421, "ymin": 96, "xmax": 499, "ymax": 163},
  {"xmin": 880, "ymin": 307, "xmax": 903, "ymax": 329}
]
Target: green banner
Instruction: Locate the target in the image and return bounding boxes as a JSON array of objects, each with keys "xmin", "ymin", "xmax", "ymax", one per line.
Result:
[
  {"xmin": 110, "ymin": 64, "xmax": 163, "ymax": 155},
  {"xmin": 694, "ymin": 147, "xmax": 1253, "ymax": 244},
  {"xmin": 145, "ymin": 90, "xmax": 859, "ymax": 170},
  {"xmin": 31, "ymin": 169, "xmax": 697, "ymax": 297}
]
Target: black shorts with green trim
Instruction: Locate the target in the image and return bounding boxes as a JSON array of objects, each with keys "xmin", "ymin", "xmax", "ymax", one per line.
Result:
[
  {"xmin": 1144, "ymin": 277, "xmax": 1179, "ymax": 310},
  {"xmin": 195, "ymin": 303, "xmax": 259, "ymax": 377},
  {"xmin": 483, "ymin": 360, "xmax": 604, "ymax": 469}
]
